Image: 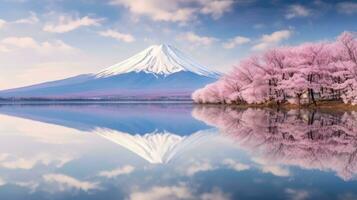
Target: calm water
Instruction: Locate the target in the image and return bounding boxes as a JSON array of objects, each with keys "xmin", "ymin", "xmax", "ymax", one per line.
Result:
[{"xmin": 0, "ymin": 103, "xmax": 356, "ymax": 200}]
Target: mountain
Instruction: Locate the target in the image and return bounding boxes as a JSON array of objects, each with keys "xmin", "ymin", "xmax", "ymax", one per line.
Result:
[{"xmin": 0, "ymin": 44, "xmax": 221, "ymax": 100}]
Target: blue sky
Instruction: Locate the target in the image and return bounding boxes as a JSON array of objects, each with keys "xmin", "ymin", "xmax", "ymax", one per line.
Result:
[{"xmin": 0, "ymin": 0, "xmax": 356, "ymax": 89}]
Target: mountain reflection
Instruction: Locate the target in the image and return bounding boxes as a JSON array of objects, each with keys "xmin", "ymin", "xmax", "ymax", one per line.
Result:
[
  {"xmin": 193, "ymin": 105, "xmax": 357, "ymax": 180},
  {"xmin": 96, "ymin": 129, "xmax": 217, "ymax": 164},
  {"xmin": 1, "ymin": 104, "xmax": 357, "ymax": 199},
  {"xmin": 0, "ymin": 104, "xmax": 218, "ymax": 165}
]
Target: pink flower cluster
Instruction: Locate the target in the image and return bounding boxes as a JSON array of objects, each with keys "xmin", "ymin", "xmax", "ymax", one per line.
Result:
[{"xmin": 193, "ymin": 32, "xmax": 357, "ymax": 105}]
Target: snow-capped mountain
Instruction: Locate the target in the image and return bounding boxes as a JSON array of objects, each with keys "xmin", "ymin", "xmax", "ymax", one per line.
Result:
[
  {"xmin": 0, "ymin": 44, "xmax": 221, "ymax": 100},
  {"xmin": 96, "ymin": 44, "xmax": 220, "ymax": 78}
]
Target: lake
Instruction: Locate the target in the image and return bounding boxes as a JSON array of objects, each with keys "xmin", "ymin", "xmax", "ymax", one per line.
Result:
[{"xmin": 0, "ymin": 103, "xmax": 356, "ymax": 200}]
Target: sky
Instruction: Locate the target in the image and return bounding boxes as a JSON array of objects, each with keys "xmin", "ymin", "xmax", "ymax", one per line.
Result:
[{"xmin": 0, "ymin": 0, "xmax": 356, "ymax": 89}]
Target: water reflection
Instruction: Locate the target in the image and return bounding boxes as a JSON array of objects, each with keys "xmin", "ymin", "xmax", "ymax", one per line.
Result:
[
  {"xmin": 193, "ymin": 105, "xmax": 357, "ymax": 181},
  {"xmin": 0, "ymin": 103, "xmax": 356, "ymax": 200}
]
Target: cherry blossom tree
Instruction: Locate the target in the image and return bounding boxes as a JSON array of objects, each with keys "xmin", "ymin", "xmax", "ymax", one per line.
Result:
[{"xmin": 193, "ymin": 31, "xmax": 357, "ymax": 106}]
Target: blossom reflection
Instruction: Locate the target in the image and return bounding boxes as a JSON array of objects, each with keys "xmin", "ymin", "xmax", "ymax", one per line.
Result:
[{"xmin": 193, "ymin": 105, "xmax": 357, "ymax": 180}]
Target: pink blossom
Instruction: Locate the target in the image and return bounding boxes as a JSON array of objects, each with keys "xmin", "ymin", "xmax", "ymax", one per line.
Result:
[{"xmin": 192, "ymin": 32, "xmax": 357, "ymax": 105}]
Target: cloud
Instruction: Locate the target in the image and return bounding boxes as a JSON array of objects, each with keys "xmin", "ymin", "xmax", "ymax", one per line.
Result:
[
  {"xmin": 178, "ymin": 32, "xmax": 218, "ymax": 46},
  {"xmin": 99, "ymin": 29, "xmax": 135, "ymax": 43},
  {"xmin": 0, "ymin": 19, "xmax": 6, "ymax": 29},
  {"xmin": 98, "ymin": 165, "xmax": 135, "ymax": 178},
  {"xmin": 110, "ymin": 0, "xmax": 234, "ymax": 23},
  {"xmin": 285, "ymin": 188, "xmax": 310, "ymax": 200},
  {"xmin": 186, "ymin": 161, "xmax": 216, "ymax": 176},
  {"xmin": 110, "ymin": 0, "xmax": 196, "ymax": 23},
  {"xmin": 222, "ymin": 159, "xmax": 250, "ymax": 171},
  {"xmin": 14, "ymin": 12, "xmax": 39, "ymax": 24},
  {"xmin": 261, "ymin": 165, "xmax": 290, "ymax": 177},
  {"xmin": 252, "ymin": 30, "xmax": 293, "ymax": 51},
  {"xmin": 199, "ymin": 0, "xmax": 234, "ymax": 19},
  {"xmin": 0, "ymin": 153, "xmax": 73, "ymax": 170},
  {"xmin": 285, "ymin": 5, "xmax": 310, "ymax": 19},
  {"xmin": 129, "ymin": 185, "xmax": 230, "ymax": 200},
  {"xmin": 0, "ymin": 37, "xmax": 77, "ymax": 54},
  {"xmin": 1, "ymin": 37, "xmax": 38, "ymax": 49},
  {"xmin": 43, "ymin": 15, "xmax": 102, "ymax": 33},
  {"xmin": 223, "ymin": 36, "xmax": 251, "ymax": 49},
  {"xmin": 129, "ymin": 185, "xmax": 193, "ymax": 200},
  {"xmin": 43, "ymin": 174, "xmax": 99, "ymax": 191},
  {"xmin": 337, "ymin": 2, "xmax": 357, "ymax": 15},
  {"xmin": 14, "ymin": 181, "xmax": 39, "ymax": 192},
  {"xmin": 253, "ymin": 157, "xmax": 291, "ymax": 177}
]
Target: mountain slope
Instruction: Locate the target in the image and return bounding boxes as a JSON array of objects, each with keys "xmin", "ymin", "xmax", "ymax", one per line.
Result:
[
  {"xmin": 0, "ymin": 44, "xmax": 221, "ymax": 99},
  {"xmin": 95, "ymin": 44, "xmax": 220, "ymax": 78}
]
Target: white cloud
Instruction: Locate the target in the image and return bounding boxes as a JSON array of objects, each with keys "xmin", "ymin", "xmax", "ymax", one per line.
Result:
[
  {"xmin": 129, "ymin": 185, "xmax": 230, "ymax": 200},
  {"xmin": 110, "ymin": 0, "xmax": 234, "ymax": 23},
  {"xmin": 0, "ymin": 37, "xmax": 77, "ymax": 54},
  {"xmin": 99, "ymin": 29, "xmax": 135, "ymax": 43},
  {"xmin": 178, "ymin": 32, "xmax": 218, "ymax": 46},
  {"xmin": 261, "ymin": 165, "xmax": 290, "ymax": 177},
  {"xmin": 43, "ymin": 174, "xmax": 99, "ymax": 191},
  {"xmin": 199, "ymin": 0, "xmax": 234, "ymax": 19},
  {"xmin": 98, "ymin": 165, "xmax": 135, "ymax": 178},
  {"xmin": 44, "ymin": 15, "xmax": 102, "ymax": 33},
  {"xmin": 223, "ymin": 36, "xmax": 251, "ymax": 49},
  {"xmin": 186, "ymin": 161, "xmax": 215, "ymax": 176},
  {"xmin": 285, "ymin": 188, "xmax": 310, "ymax": 200},
  {"xmin": 337, "ymin": 2, "xmax": 357, "ymax": 15},
  {"xmin": 2, "ymin": 37, "xmax": 38, "ymax": 49},
  {"xmin": 110, "ymin": 0, "xmax": 196, "ymax": 23},
  {"xmin": 253, "ymin": 157, "xmax": 291, "ymax": 177},
  {"xmin": 252, "ymin": 30, "xmax": 293, "ymax": 51},
  {"xmin": 0, "ymin": 154, "xmax": 73, "ymax": 170},
  {"xmin": 0, "ymin": 19, "xmax": 6, "ymax": 29},
  {"xmin": 285, "ymin": 5, "xmax": 310, "ymax": 19},
  {"xmin": 223, "ymin": 159, "xmax": 250, "ymax": 171},
  {"xmin": 14, "ymin": 12, "xmax": 39, "ymax": 24},
  {"xmin": 129, "ymin": 185, "xmax": 193, "ymax": 200}
]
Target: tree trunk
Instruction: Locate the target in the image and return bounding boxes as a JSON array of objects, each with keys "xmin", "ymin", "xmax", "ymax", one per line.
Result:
[{"xmin": 309, "ymin": 88, "xmax": 317, "ymax": 106}]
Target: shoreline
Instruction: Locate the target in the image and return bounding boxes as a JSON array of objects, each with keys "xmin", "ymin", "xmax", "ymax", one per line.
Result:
[
  {"xmin": 194, "ymin": 101, "xmax": 357, "ymax": 111},
  {"xmin": 0, "ymin": 100, "xmax": 194, "ymax": 105},
  {"xmin": 1, "ymin": 100, "xmax": 357, "ymax": 111}
]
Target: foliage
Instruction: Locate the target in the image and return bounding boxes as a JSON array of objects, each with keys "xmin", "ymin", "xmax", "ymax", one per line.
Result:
[{"xmin": 192, "ymin": 32, "xmax": 357, "ymax": 105}]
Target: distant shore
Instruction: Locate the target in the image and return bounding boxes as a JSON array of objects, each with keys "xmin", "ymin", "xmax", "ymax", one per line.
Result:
[{"xmin": 0, "ymin": 99, "xmax": 193, "ymax": 105}]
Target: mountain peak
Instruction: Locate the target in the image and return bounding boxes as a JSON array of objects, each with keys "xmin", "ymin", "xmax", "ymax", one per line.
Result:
[{"xmin": 95, "ymin": 44, "xmax": 220, "ymax": 78}]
